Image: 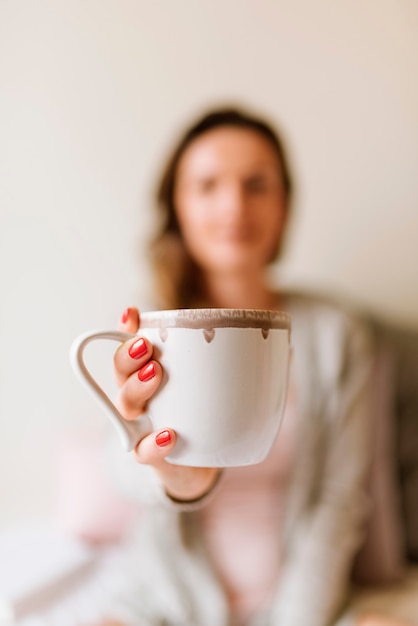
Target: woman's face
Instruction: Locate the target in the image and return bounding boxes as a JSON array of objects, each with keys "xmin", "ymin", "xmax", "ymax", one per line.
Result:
[{"xmin": 174, "ymin": 126, "xmax": 288, "ymax": 277}]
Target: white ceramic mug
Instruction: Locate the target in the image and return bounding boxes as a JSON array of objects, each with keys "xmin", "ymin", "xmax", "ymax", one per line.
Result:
[{"xmin": 70, "ymin": 308, "xmax": 291, "ymax": 467}]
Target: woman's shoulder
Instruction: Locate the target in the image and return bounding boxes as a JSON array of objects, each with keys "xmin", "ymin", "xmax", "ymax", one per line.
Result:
[
  {"xmin": 281, "ymin": 287, "xmax": 367, "ymax": 329},
  {"xmin": 281, "ymin": 288, "xmax": 375, "ymax": 373}
]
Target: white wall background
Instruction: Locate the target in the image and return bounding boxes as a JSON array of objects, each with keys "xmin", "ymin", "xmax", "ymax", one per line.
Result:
[{"xmin": 1, "ymin": 0, "xmax": 417, "ymax": 530}]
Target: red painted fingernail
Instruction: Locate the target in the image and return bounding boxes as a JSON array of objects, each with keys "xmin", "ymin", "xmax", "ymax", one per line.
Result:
[
  {"xmin": 155, "ymin": 430, "xmax": 171, "ymax": 446},
  {"xmin": 121, "ymin": 308, "xmax": 131, "ymax": 324},
  {"xmin": 138, "ymin": 362, "xmax": 156, "ymax": 382},
  {"xmin": 128, "ymin": 338, "xmax": 147, "ymax": 359}
]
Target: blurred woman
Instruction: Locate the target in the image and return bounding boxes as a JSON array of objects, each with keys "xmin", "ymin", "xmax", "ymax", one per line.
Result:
[{"xmin": 105, "ymin": 107, "xmax": 402, "ymax": 626}]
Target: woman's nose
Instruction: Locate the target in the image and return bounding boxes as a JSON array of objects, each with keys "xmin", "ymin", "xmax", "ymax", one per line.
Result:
[{"xmin": 217, "ymin": 183, "xmax": 247, "ymax": 217}]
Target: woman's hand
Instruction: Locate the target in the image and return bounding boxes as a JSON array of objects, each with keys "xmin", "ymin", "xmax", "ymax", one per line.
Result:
[{"xmin": 114, "ymin": 307, "xmax": 220, "ymax": 502}]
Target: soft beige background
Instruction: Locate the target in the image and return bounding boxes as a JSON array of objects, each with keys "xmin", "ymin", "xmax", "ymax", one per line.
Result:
[{"xmin": 1, "ymin": 0, "xmax": 417, "ymax": 530}]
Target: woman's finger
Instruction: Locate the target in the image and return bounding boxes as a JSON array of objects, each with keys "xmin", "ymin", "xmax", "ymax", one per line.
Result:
[
  {"xmin": 118, "ymin": 307, "xmax": 140, "ymax": 333},
  {"xmin": 115, "ymin": 359, "xmax": 162, "ymax": 420},
  {"xmin": 133, "ymin": 428, "xmax": 178, "ymax": 465},
  {"xmin": 113, "ymin": 335, "xmax": 154, "ymax": 386}
]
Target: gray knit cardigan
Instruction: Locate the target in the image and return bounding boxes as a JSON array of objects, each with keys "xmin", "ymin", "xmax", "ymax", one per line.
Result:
[{"xmin": 105, "ymin": 293, "xmax": 375, "ymax": 626}]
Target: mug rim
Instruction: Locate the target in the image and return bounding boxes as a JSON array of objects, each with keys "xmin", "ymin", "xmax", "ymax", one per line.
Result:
[{"xmin": 139, "ymin": 308, "xmax": 291, "ymax": 330}]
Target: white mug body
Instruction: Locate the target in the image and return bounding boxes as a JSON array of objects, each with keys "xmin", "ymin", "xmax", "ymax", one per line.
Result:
[{"xmin": 145, "ymin": 324, "xmax": 290, "ymax": 466}]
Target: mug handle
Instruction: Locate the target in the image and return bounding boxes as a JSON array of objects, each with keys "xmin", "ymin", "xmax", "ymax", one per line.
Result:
[{"xmin": 70, "ymin": 330, "xmax": 153, "ymax": 451}]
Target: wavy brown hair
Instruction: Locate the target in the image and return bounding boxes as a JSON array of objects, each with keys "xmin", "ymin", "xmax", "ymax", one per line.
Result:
[{"xmin": 149, "ymin": 106, "xmax": 294, "ymax": 309}]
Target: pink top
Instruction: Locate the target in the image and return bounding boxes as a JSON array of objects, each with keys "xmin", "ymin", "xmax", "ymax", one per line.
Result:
[{"xmin": 199, "ymin": 381, "xmax": 298, "ymax": 620}]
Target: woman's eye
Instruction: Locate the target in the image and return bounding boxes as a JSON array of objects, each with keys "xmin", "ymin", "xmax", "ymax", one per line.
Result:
[
  {"xmin": 245, "ymin": 177, "xmax": 268, "ymax": 193},
  {"xmin": 197, "ymin": 179, "xmax": 217, "ymax": 193}
]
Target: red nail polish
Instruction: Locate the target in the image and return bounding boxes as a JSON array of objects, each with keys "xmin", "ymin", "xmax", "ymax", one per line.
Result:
[
  {"xmin": 138, "ymin": 362, "xmax": 156, "ymax": 382},
  {"xmin": 128, "ymin": 338, "xmax": 147, "ymax": 359},
  {"xmin": 155, "ymin": 430, "xmax": 171, "ymax": 446},
  {"xmin": 121, "ymin": 308, "xmax": 131, "ymax": 324}
]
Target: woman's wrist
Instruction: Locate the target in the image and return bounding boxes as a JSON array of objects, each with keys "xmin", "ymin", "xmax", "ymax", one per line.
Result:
[{"xmin": 160, "ymin": 467, "xmax": 222, "ymax": 503}]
